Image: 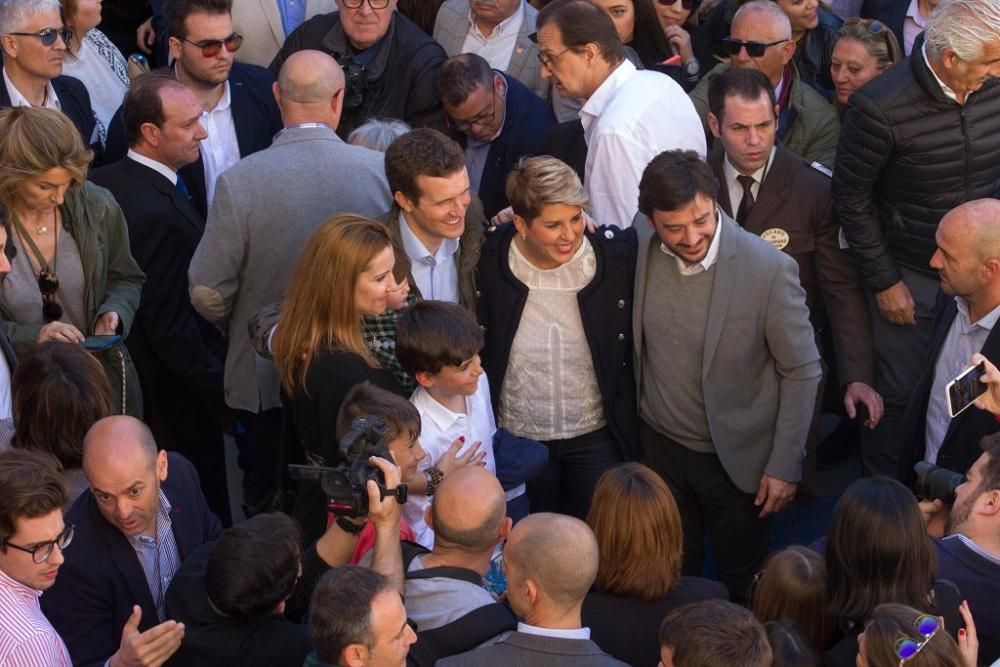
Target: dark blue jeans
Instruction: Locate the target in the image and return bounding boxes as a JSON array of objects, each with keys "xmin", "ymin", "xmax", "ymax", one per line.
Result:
[{"xmin": 526, "ymin": 426, "xmax": 622, "ymax": 520}]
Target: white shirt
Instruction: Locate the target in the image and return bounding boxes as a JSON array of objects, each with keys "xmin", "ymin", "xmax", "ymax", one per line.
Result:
[
  {"xmin": 398, "ymin": 213, "xmax": 461, "ymax": 303},
  {"xmin": 658, "ymin": 208, "xmax": 724, "ymax": 276},
  {"xmin": 903, "ymin": 0, "xmax": 929, "ymax": 56},
  {"xmin": 723, "ymin": 147, "xmax": 777, "ymax": 216},
  {"xmin": 925, "ymin": 297, "xmax": 1000, "ymax": 463},
  {"xmin": 404, "ymin": 373, "xmax": 500, "ymax": 549},
  {"xmin": 516, "ymin": 623, "xmax": 591, "ymax": 640},
  {"xmin": 199, "ymin": 82, "xmax": 241, "ymax": 209},
  {"xmin": 923, "ymin": 43, "xmax": 960, "ymax": 103},
  {"xmin": 580, "ymin": 60, "xmax": 706, "ymax": 229},
  {"xmin": 127, "ymin": 149, "xmax": 178, "ymax": 185},
  {"xmin": 460, "ymin": 1, "xmax": 524, "ymax": 72},
  {"xmin": 3, "ymin": 67, "xmax": 60, "ymax": 110}
]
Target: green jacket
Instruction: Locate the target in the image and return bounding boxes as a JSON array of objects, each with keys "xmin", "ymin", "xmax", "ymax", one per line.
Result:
[
  {"xmin": 690, "ymin": 62, "xmax": 840, "ymax": 169},
  {"xmin": 2, "ymin": 181, "xmax": 146, "ymax": 414}
]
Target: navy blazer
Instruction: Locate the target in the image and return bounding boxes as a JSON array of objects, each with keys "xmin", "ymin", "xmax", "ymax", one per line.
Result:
[
  {"xmin": 899, "ymin": 294, "xmax": 1000, "ymax": 481},
  {"xmin": 0, "ymin": 74, "xmax": 99, "ymax": 157},
  {"xmin": 476, "ymin": 73, "xmax": 555, "ymax": 219},
  {"xmin": 42, "ymin": 452, "xmax": 223, "ymax": 667},
  {"xmin": 104, "ymin": 62, "xmax": 283, "ymax": 217},
  {"xmin": 476, "ymin": 224, "xmax": 639, "ymax": 461}
]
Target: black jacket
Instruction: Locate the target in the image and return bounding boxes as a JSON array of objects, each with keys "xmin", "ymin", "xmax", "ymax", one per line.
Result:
[
  {"xmin": 476, "ymin": 224, "xmax": 639, "ymax": 460},
  {"xmin": 832, "ymin": 53, "xmax": 1000, "ymax": 292},
  {"xmin": 105, "ymin": 62, "xmax": 283, "ymax": 217},
  {"xmin": 270, "ymin": 11, "xmax": 446, "ymax": 138},
  {"xmin": 0, "ymin": 74, "xmax": 101, "ymax": 159},
  {"xmin": 794, "ymin": 7, "xmax": 842, "ymax": 97}
]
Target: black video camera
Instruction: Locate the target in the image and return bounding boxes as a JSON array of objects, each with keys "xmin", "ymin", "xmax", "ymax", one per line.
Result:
[
  {"xmin": 913, "ymin": 461, "xmax": 964, "ymax": 503},
  {"xmin": 288, "ymin": 416, "xmax": 408, "ymax": 518},
  {"xmin": 342, "ymin": 58, "xmax": 368, "ymax": 111}
]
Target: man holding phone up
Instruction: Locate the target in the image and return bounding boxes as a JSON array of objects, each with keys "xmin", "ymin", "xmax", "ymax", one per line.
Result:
[{"xmin": 900, "ymin": 199, "xmax": 1000, "ymax": 479}]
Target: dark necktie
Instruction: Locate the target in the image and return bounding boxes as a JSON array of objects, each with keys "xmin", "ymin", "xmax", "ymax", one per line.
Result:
[
  {"xmin": 175, "ymin": 174, "xmax": 191, "ymax": 199},
  {"xmin": 736, "ymin": 174, "xmax": 756, "ymax": 226}
]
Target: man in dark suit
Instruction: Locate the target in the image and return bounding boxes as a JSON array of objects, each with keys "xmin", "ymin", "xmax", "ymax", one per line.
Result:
[
  {"xmin": 0, "ymin": 0, "xmax": 99, "ymax": 152},
  {"xmin": 438, "ymin": 53, "xmax": 555, "ymax": 219},
  {"xmin": 90, "ymin": 73, "xmax": 230, "ymax": 525},
  {"xmin": 42, "ymin": 416, "xmax": 223, "ymax": 667},
  {"xmin": 105, "ymin": 0, "xmax": 283, "ymax": 217},
  {"xmin": 900, "ymin": 199, "xmax": 1000, "ymax": 479},
  {"xmin": 706, "ymin": 68, "xmax": 882, "ymax": 486}
]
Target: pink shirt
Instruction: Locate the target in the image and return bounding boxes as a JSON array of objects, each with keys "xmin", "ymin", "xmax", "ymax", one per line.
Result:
[{"xmin": 0, "ymin": 567, "xmax": 72, "ymax": 667}]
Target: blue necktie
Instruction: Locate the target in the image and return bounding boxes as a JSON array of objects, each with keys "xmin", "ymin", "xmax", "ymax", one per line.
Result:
[{"xmin": 175, "ymin": 175, "xmax": 191, "ymax": 199}]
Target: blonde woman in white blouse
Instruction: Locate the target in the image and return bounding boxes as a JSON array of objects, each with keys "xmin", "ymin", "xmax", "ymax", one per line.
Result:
[
  {"xmin": 476, "ymin": 155, "xmax": 639, "ymax": 520},
  {"xmin": 60, "ymin": 0, "xmax": 129, "ymax": 146}
]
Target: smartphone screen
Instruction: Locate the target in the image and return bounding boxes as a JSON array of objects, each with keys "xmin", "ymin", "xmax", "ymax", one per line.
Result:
[
  {"xmin": 82, "ymin": 335, "xmax": 122, "ymax": 351},
  {"xmin": 946, "ymin": 361, "xmax": 987, "ymax": 418}
]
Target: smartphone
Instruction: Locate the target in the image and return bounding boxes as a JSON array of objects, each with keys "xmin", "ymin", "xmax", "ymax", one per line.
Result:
[
  {"xmin": 82, "ymin": 335, "xmax": 122, "ymax": 351},
  {"xmin": 946, "ymin": 361, "xmax": 987, "ymax": 418}
]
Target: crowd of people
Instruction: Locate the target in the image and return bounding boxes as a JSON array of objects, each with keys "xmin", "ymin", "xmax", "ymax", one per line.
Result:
[{"xmin": 1, "ymin": 0, "xmax": 1000, "ymax": 664}]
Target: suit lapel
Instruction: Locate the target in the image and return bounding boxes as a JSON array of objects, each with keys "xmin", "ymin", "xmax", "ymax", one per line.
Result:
[
  {"xmin": 632, "ymin": 216, "xmax": 655, "ymax": 391},
  {"xmin": 124, "ymin": 158, "xmax": 205, "ymax": 235},
  {"xmin": 708, "ymin": 150, "xmax": 734, "ymax": 218},
  {"xmin": 229, "ymin": 76, "xmax": 256, "ymax": 156},
  {"xmin": 91, "ymin": 501, "xmax": 158, "ymax": 624},
  {"xmin": 702, "ymin": 214, "xmax": 740, "ymax": 371},
  {"xmin": 259, "ymin": 0, "xmax": 285, "ymax": 47}
]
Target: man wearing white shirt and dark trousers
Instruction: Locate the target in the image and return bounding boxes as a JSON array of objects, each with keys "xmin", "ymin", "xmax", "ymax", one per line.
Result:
[{"xmin": 535, "ymin": 0, "xmax": 705, "ymax": 229}]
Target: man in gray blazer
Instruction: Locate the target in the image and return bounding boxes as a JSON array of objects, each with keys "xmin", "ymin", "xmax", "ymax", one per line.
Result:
[
  {"xmin": 438, "ymin": 513, "xmax": 627, "ymax": 667},
  {"xmin": 188, "ymin": 50, "xmax": 391, "ymax": 507},
  {"xmin": 433, "ymin": 0, "xmax": 548, "ymax": 101},
  {"xmin": 632, "ymin": 150, "xmax": 821, "ymax": 601}
]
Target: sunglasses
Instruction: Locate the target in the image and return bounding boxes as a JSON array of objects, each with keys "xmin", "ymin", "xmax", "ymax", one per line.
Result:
[
  {"xmin": 721, "ymin": 37, "xmax": 788, "ymax": 58},
  {"xmin": 6, "ymin": 26, "xmax": 73, "ymax": 47},
  {"xmin": 181, "ymin": 32, "xmax": 243, "ymax": 58},
  {"xmin": 4, "ymin": 524, "xmax": 74, "ymax": 564},
  {"xmin": 894, "ymin": 615, "xmax": 942, "ymax": 665},
  {"xmin": 845, "ymin": 17, "xmax": 888, "ymax": 34},
  {"xmin": 341, "ymin": 0, "xmax": 393, "ymax": 8},
  {"xmin": 656, "ymin": 0, "xmax": 698, "ymax": 10},
  {"xmin": 38, "ymin": 269, "xmax": 63, "ymax": 323}
]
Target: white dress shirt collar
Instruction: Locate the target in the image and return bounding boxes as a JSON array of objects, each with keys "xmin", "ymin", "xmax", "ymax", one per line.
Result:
[
  {"xmin": 3, "ymin": 66, "xmax": 60, "ymax": 110},
  {"xmin": 722, "ymin": 146, "xmax": 776, "ymax": 214},
  {"xmin": 127, "ymin": 149, "xmax": 178, "ymax": 185},
  {"xmin": 516, "ymin": 623, "xmax": 591, "ymax": 640},
  {"xmin": 659, "ymin": 207, "xmax": 724, "ymax": 276},
  {"xmin": 579, "ymin": 59, "xmax": 637, "ymax": 131},
  {"xmin": 955, "ymin": 296, "xmax": 1000, "ymax": 332},
  {"xmin": 468, "ymin": 1, "xmax": 524, "ymax": 40},
  {"xmin": 923, "ymin": 43, "xmax": 960, "ymax": 102}
]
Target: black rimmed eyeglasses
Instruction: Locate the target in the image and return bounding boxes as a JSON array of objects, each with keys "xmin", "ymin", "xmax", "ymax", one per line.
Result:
[{"xmin": 4, "ymin": 524, "xmax": 74, "ymax": 564}]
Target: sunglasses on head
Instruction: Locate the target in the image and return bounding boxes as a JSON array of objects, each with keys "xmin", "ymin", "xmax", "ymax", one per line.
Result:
[
  {"xmin": 6, "ymin": 26, "xmax": 73, "ymax": 47},
  {"xmin": 37, "ymin": 269, "xmax": 63, "ymax": 323},
  {"xmin": 181, "ymin": 32, "xmax": 243, "ymax": 58},
  {"xmin": 656, "ymin": 0, "xmax": 698, "ymax": 10},
  {"xmin": 893, "ymin": 615, "xmax": 942, "ymax": 665},
  {"xmin": 845, "ymin": 17, "xmax": 888, "ymax": 34},
  {"xmin": 721, "ymin": 36, "xmax": 787, "ymax": 58}
]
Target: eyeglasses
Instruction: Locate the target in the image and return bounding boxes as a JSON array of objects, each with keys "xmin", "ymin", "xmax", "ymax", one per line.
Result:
[
  {"xmin": 181, "ymin": 32, "xmax": 243, "ymax": 57},
  {"xmin": 445, "ymin": 88, "xmax": 498, "ymax": 132},
  {"xmin": 537, "ymin": 46, "xmax": 573, "ymax": 69},
  {"xmin": 657, "ymin": 0, "xmax": 698, "ymax": 11},
  {"xmin": 5, "ymin": 26, "xmax": 73, "ymax": 47},
  {"xmin": 37, "ymin": 270, "xmax": 63, "ymax": 323},
  {"xmin": 4, "ymin": 524, "xmax": 74, "ymax": 564},
  {"xmin": 721, "ymin": 37, "xmax": 788, "ymax": 58},
  {"xmin": 341, "ymin": 0, "xmax": 393, "ymax": 8},
  {"xmin": 893, "ymin": 615, "xmax": 942, "ymax": 665}
]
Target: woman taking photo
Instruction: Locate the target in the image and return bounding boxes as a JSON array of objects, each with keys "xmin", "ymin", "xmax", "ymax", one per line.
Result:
[
  {"xmin": 830, "ymin": 18, "xmax": 902, "ymax": 110},
  {"xmin": 582, "ymin": 463, "xmax": 728, "ymax": 666},
  {"xmin": 477, "ymin": 155, "xmax": 637, "ymax": 519},
  {"xmin": 0, "ymin": 107, "xmax": 144, "ymax": 415}
]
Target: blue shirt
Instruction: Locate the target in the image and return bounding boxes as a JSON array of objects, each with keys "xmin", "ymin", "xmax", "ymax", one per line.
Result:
[
  {"xmin": 125, "ymin": 490, "xmax": 181, "ymax": 622},
  {"xmin": 398, "ymin": 213, "xmax": 460, "ymax": 303},
  {"xmin": 276, "ymin": 0, "xmax": 306, "ymax": 37}
]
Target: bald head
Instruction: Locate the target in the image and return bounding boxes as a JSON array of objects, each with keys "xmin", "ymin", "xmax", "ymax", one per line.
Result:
[
  {"xmin": 940, "ymin": 199, "xmax": 1000, "ymax": 261},
  {"xmin": 430, "ymin": 466, "xmax": 506, "ymax": 553},
  {"xmin": 277, "ymin": 50, "xmax": 345, "ymax": 104},
  {"xmin": 83, "ymin": 415, "xmax": 158, "ymax": 471},
  {"xmin": 505, "ymin": 513, "xmax": 599, "ymax": 606}
]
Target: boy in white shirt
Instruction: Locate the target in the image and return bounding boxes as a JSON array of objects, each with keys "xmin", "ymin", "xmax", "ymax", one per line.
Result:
[{"xmin": 397, "ymin": 301, "xmax": 526, "ymax": 549}]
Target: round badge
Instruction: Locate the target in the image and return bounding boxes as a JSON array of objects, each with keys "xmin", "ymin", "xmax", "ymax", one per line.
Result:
[{"xmin": 761, "ymin": 228, "xmax": 790, "ymax": 250}]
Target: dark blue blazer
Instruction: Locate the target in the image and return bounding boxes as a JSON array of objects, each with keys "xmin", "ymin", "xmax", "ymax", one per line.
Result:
[
  {"xmin": 860, "ymin": 0, "xmax": 907, "ymax": 49},
  {"xmin": 476, "ymin": 73, "xmax": 555, "ymax": 219},
  {"xmin": 104, "ymin": 62, "xmax": 283, "ymax": 217},
  {"xmin": 899, "ymin": 293, "xmax": 1000, "ymax": 481},
  {"xmin": 41, "ymin": 452, "xmax": 223, "ymax": 667},
  {"xmin": 0, "ymin": 74, "xmax": 100, "ymax": 158}
]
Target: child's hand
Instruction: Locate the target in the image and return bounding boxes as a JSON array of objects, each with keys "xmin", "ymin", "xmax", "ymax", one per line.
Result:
[{"xmin": 438, "ymin": 436, "xmax": 487, "ymax": 475}]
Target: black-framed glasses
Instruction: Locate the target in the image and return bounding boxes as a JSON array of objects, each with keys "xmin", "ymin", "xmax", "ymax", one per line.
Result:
[
  {"xmin": 537, "ymin": 46, "xmax": 573, "ymax": 69},
  {"xmin": 445, "ymin": 87, "xmax": 498, "ymax": 132},
  {"xmin": 5, "ymin": 26, "xmax": 73, "ymax": 47},
  {"xmin": 4, "ymin": 524, "xmax": 74, "ymax": 564},
  {"xmin": 894, "ymin": 615, "xmax": 942, "ymax": 664},
  {"xmin": 341, "ymin": 0, "xmax": 392, "ymax": 8},
  {"xmin": 181, "ymin": 32, "xmax": 243, "ymax": 57},
  {"xmin": 721, "ymin": 37, "xmax": 787, "ymax": 58},
  {"xmin": 657, "ymin": 0, "xmax": 698, "ymax": 11},
  {"xmin": 38, "ymin": 269, "xmax": 63, "ymax": 323}
]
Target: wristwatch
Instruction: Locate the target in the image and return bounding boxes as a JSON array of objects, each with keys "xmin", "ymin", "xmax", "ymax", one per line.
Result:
[
  {"xmin": 424, "ymin": 467, "xmax": 445, "ymax": 496},
  {"xmin": 684, "ymin": 58, "xmax": 701, "ymax": 79}
]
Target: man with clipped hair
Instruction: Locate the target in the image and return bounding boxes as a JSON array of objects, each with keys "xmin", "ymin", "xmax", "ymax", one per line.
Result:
[{"xmin": 658, "ymin": 600, "xmax": 772, "ymax": 667}]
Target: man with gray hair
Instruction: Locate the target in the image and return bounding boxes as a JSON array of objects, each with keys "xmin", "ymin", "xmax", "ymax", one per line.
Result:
[
  {"xmin": 833, "ymin": 0, "xmax": 1000, "ymax": 478},
  {"xmin": 438, "ymin": 513, "xmax": 627, "ymax": 666},
  {"xmin": 0, "ymin": 0, "xmax": 99, "ymax": 151},
  {"xmin": 189, "ymin": 50, "xmax": 392, "ymax": 509}
]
